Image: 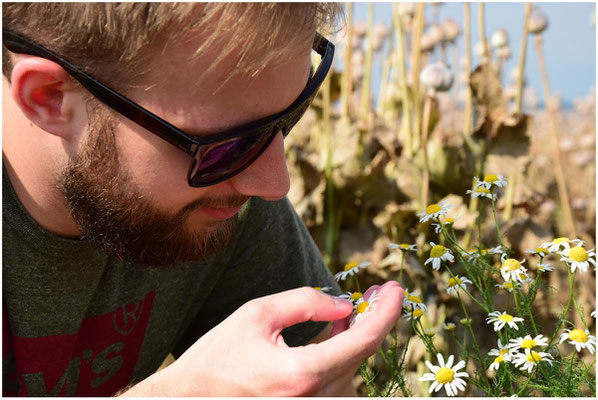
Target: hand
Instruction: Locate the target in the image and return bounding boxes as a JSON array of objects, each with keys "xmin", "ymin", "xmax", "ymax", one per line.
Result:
[{"xmin": 120, "ymin": 281, "xmax": 404, "ymax": 396}]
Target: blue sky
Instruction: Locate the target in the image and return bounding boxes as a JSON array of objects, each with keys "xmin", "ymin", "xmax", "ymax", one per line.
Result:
[{"xmin": 351, "ymin": 2, "xmax": 596, "ymax": 107}]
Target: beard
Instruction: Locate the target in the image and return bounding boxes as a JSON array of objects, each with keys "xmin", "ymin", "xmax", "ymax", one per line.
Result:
[{"xmin": 57, "ymin": 106, "xmax": 247, "ymax": 267}]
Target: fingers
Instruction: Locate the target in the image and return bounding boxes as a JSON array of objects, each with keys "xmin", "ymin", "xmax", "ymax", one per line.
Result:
[
  {"xmin": 245, "ymin": 287, "xmax": 354, "ymax": 332},
  {"xmin": 303, "ymin": 281, "xmax": 404, "ymax": 374}
]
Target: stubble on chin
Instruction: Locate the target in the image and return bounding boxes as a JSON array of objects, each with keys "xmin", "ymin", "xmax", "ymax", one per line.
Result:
[{"xmin": 57, "ymin": 105, "xmax": 241, "ymax": 267}]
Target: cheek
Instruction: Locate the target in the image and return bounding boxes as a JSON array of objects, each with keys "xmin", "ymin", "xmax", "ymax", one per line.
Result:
[{"xmin": 112, "ymin": 118, "xmax": 199, "ymax": 208}]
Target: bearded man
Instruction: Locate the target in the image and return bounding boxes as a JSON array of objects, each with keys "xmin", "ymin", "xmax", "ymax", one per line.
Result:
[{"xmin": 2, "ymin": 3, "xmax": 403, "ymax": 396}]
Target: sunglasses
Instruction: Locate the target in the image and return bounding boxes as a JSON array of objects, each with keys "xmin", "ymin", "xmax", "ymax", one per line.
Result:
[{"xmin": 3, "ymin": 30, "xmax": 334, "ymax": 187}]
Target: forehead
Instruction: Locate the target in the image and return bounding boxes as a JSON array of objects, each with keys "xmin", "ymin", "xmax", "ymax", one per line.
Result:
[{"xmin": 127, "ymin": 31, "xmax": 313, "ymax": 135}]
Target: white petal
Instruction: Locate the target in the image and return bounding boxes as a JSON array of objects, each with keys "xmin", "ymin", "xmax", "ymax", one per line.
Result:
[
  {"xmin": 446, "ymin": 354, "xmax": 454, "ymax": 368},
  {"xmin": 437, "ymin": 352, "xmax": 445, "ymax": 367},
  {"xmin": 453, "ymin": 360, "xmax": 466, "ymax": 371}
]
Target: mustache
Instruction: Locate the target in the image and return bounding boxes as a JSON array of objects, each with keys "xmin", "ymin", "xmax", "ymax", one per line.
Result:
[{"xmin": 179, "ymin": 194, "xmax": 250, "ymax": 216}]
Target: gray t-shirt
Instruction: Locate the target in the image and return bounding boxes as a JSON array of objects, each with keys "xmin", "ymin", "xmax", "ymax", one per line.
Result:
[{"xmin": 2, "ymin": 165, "xmax": 340, "ymax": 396}]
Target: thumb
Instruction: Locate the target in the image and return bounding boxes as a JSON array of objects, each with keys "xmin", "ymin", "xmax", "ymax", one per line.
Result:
[{"xmin": 249, "ymin": 287, "xmax": 354, "ymax": 332}]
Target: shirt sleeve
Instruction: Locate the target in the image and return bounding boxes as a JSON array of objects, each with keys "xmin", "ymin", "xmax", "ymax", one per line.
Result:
[{"xmin": 171, "ymin": 197, "xmax": 341, "ymax": 357}]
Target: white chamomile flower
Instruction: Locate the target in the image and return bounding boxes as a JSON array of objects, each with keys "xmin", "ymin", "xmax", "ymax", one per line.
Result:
[
  {"xmin": 334, "ymin": 261, "xmax": 370, "ymax": 281},
  {"xmin": 508, "ymin": 334, "xmax": 549, "ymax": 351},
  {"xmin": 474, "ymin": 174, "xmax": 508, "ymax": 190},
  {"xmin": 419, "ymin": 353, "xmax": 469, "ymax": 397},
  {"xmin": 592, "ymin": 310, "xmax": 597, "ymax": 319},
  {"xmin": 560, "ymin": 244, "xmax": 596, "ymax": 273},
  {"xmin": 494, "ymin": 281, "xmax": 521, "ymax": 293},
  {"xmin": 525, "ymin": 246, "xmax": 550, "ymax": 258},
  {"xmin": 559, "ymin": 328, "xmax": 596, "ymax": 354},
  {"xmin": 512, "ymin": 349, "xmax": 553, "ymax": 373},
  {"xmin": 350, "ymin": 289, "xmax": 379, "ymax": 326},
  {"xmin": 417, "ymin": 201, "xmax": 453, "ymax": 223},
  {"xmin": 487, "ymin": 339, "xmax": 516, "ymax": 371},
  {"xmin": 403, "ymin": 293, "xmax": 428, "ymax": 311},
  {"xmin": 488, "ymin": 339, "xmax": 513, "ymax": 356},
  {"xmin": 425, "ymin": 242, "xmax": 455, "ymax": 270},
  {"xmin": 389, "ymin": 243, "xmax": 417, "ymax": 252},
  {"xmin": 446, "ymin": 275, "xmax": 472, "ymax": 296},
  {"xmin": 517, "ymin": 270, "xmax": 534, "ymax": 285},
  {"xmin": 541, "ymin": 237, "xmax": 577, "ymax": 254},
  {"xmin": 499, "ymin": 256, "xmax": 528, "ymax": 282},
  {"xmin": 443, "ymin": 322, "xmax": 456, "ymax": 331},
  {"xmin": 339, "ymin": 291, "xmax": 365, "ymax": 306},
  {"xmin": 313, "ymin": 286, "xmax": 332, "ymax": 293},
  {"xmin": 495, "ymin": 281, "xmax": 518, "ymax": 293},
  {"xmin": 487, "ymin": 245, "xmax": 504, "ymax": 255},
  {"xmin": 432, "ymin": 216, "xmax": 457, "ymax": 234},
  {"xmin": 466, "ymin": 186, "xmax": 496, "ymax": 200},
  {"xmin": 486, "ymin": 311, "xmax": 524, "ymax": 331},
  {"xmin": 536, "ymin": 263, "xmax": 553, "ymax": 273},
  {"xmin": 403, "ymin": 306, "xmax": 425, "ymax": 320}
]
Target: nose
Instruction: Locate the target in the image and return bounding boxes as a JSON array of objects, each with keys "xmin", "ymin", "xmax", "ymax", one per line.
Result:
[{"xmin": 228, "ymin": 132, "xmax": 290, "ymax": 200}]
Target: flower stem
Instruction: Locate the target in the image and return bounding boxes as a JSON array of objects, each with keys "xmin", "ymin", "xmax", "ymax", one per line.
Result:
[
  {"xmin": 398, "ymin": 251, "xmax": 406, "ymax": 283},
  {"xmin": 548, "ymin": 267, "xmax": 576, "ymax": 347}
]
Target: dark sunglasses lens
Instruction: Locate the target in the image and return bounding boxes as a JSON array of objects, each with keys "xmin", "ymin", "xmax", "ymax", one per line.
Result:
[{"xmin": 189, "ymin": 126, "xmax": 279, "ymax": 186}]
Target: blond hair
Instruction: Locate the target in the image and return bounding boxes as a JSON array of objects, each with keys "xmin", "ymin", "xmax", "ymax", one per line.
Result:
[{"xmin": 3, "ymin": 2, "xmax": 343, "ymax": 90}]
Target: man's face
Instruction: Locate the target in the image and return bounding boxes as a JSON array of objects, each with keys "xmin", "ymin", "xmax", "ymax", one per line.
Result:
[{"xmin": 58, "ymin": 37, "xmax": 312, "ymax": 266}]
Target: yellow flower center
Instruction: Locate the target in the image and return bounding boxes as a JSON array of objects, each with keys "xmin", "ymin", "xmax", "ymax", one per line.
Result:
[
  {"xmin": 355, "ymin": 301, "xmax": 369, "ymax": 314},
  {"xmin": 431, "ymin": 245, "xmax": 447, "ymax": 258},
  {"xmin": 407, "ymin": 295, "xmax": 422, "ymax": 303},
  {"xmin": 484, "ymin": 174, "xmax": 498, "ymax": 183},
  {"xmin": 536, "ymin": 247, "xmax": 548, "ymax": 254},
  {"xmin": 448, "ymin": 277, "xmax": 462, "ymax": 287},
  {"xmin": 553, "ymin": 237, "xmax": 569, "ymax": 244},
  {"xmin": 412, "ymin": 308, "xmax": 424, "ymax": 317},
  {"xmin": 526, "ymin": 351, "xmax": 542, "ymax": 363},
  {"xmin": 519, "ymin": 273, "xmax": 528, "ymax": 280},
  {"xmin": 503, "ymin": 282, "xmax": 514, "ymax": 290},
  {"xmin": 480, "ymin": 249, "xmax": 489, "ymax": 255},
  {"xmin": 444, "ymin": 323, "xmax": 456, "ymax": 330},
  {"xmin": 426, "ymin": 204, "xmax": 442, "ymax": 215},
  {"xmin": 520, "ymin": 338, "xmax": 537, "ymax": 349},
  {"xmin": 344, "ymin": 262, "xmax": 358, "ymax": 271},
  {"xmin": 435, "ymin": 367, "xmax": 455, "ymax": 384},
  {"xmin": 568, "ymin": 329, "xmax": 589, "ymax": 343},
  {"xmin": 502, "ymin": 258, "xmax": 521, "ymax": 271},
  {"xmin": 493, "ymin": 355, "xmax": 505, "ymax": 364},
  {"xmin": 499, "ymin": 348, "xmax": 509, "ymax": 355},
  {"xmin": 498, "ymin": 314, "xmax": 514, "ymax": 322},
  {"xmin": 400, "ymin": 243, "xmax": 410, "ymax": 249},
  {"xmin": 314, "ymin": 287, "xmax": 322, "ymax": 291},
  {"xmin": 443, "ymin": 218, "xmax": 454, "ymax": 224},
  {"xmin": 476, "ymin": 187, "xmax": 491, "ymax": 194},
  {"xmin": 569, "ymin": 247, "xmax": 589, "ymax": 262},
  {"xmin": 350, "ymin": 292, "xmax": 363, "ymax": 301}
]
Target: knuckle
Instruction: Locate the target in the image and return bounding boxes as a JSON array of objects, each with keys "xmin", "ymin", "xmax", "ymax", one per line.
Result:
[
  {"xmin": 240, "ymin": 299, "xmax": 265, "ymax": 319},
  {"xmin": 298, "ymin": 286, "xmax": 320, "ymax": 303}
]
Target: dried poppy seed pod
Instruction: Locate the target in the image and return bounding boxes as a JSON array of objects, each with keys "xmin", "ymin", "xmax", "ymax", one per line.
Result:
[
  {"xmin": 372, "ymin": 22, "xmax": 390, "ymax": 51},
  {"xmin": 399, "ymin": 2, "xmax": 417, "ymax": 22},
  {"xmin": 491, "ymin": 29, "xmax": 509, "ymax": 49},
  {"xmin": 420, "ymin": 62, "xmax": 454, "ymax": 93},
  {"xmin": 497, "ymin": 46, "xmax": 511, "ymax": 60},
  {"xmin": 353, "ymin": 20, "xmax": 367, "ymax": 39},
  {"xmin": 529, "ymin": 8, "xmax": 548, "ymax": 34},
  {"xmin": 474, "ymin": 40, "xmax": 490, "ymax": 58},
  {"xmin": 442, "ymin": 18, "xmax": 461, "ymax": 43},
  {"xmin": 509, "ymin": 66, "xmax": 527, "ymax": 86},
  {"xmin": 420, "ymin": 32, "xmax": 436, "ymax": 53},
  {"xmin": 428, "ymin": 24, "xmax": 445, "ymax": 46}
]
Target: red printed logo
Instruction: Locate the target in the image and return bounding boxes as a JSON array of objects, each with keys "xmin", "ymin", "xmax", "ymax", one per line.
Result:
[{"xmin": 3, "ymin": 290, "xmax": 155, "ymax": 396}]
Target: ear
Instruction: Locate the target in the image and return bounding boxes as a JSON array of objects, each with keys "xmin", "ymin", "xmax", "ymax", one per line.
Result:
[{"xmin": 10, "ymin": 56, "xmax": 81, "ymax": 140}]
